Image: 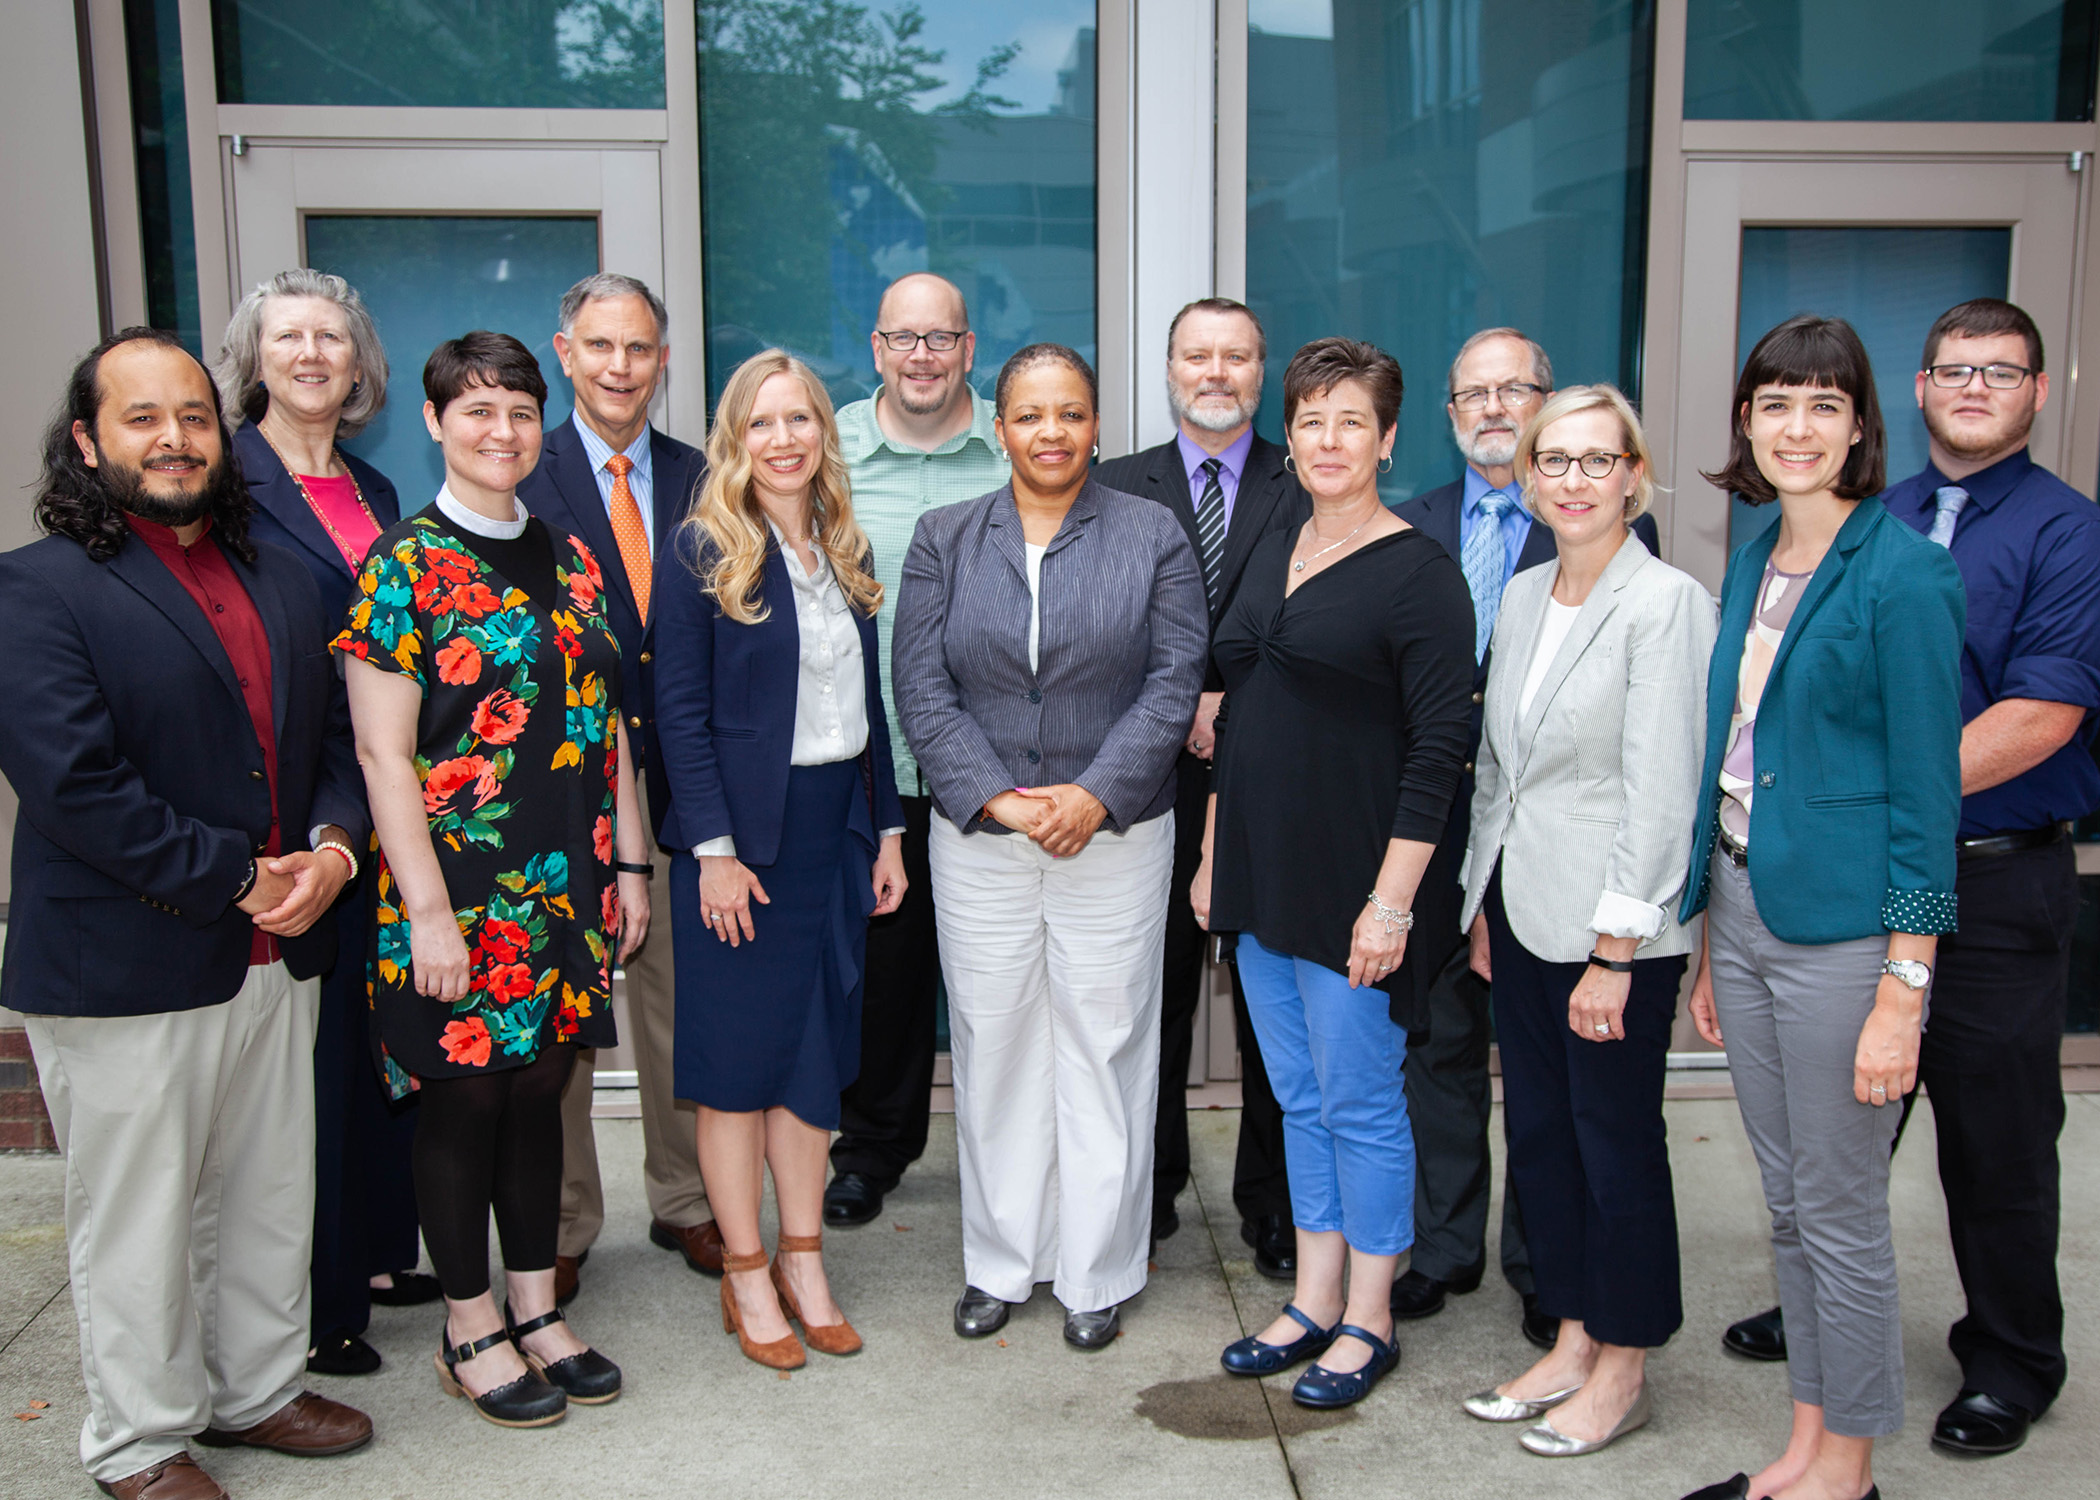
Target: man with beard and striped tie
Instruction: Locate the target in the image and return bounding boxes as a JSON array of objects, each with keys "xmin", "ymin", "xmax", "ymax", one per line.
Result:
[
  {"xmin": 1094, "ymin": 298, "xmax": 1308, "ymax": 1278},
  {"xmin": 1394, "ymin": 328, "xmax": 1658, "ymax": 1347}
]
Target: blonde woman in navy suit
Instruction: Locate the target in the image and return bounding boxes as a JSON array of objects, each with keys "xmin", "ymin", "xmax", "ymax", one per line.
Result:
[{"xmin": 654, "ymin": 350, "xmax": 908, "ymax": 1371}]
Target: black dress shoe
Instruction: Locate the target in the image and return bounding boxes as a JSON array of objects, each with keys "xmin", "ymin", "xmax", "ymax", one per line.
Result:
[
  {"xmin": 1932, "ymin": 1389, "xmax": 2033, "ymax": 1456},
  {"xmin": 1242, "ymin": 1215, "xmax": 1296, "ymax": 1280},
  {"xmin": 1153, "ymin": 1203, "xmax": 1180, "ymax": 1242},
  {"xmin": 1723, "ymin": 1304, "xmax": 1787, "ymax": 1362},
  {"xmin": 1520, "ymin": 1293, "xmax": 1559, "ymax": 1351},
  {"xmin": 1389, "ymin": 1262, "xmax": 1482, "ymax": 1320},
  {"xmin": 306, "ymin": 1332, "xmax": 381, "ymax": 1376},
  {"xmin": 367, "ymin": 1270, "xmax": 443, "ymax": 1307},
  {"xmin": 1064, "ymin": 1304, "xmax": 1120, "ymax": 1350},
  {"xmin": 823, "ymin": 1171, "xmax": 886, "ymax": 1228},
  {"xmin": 953, "ymin": 1285, "xmax": 1011, "ymax": 1338},
  {"xmin": 1678, "ymin": 1475, "xmax": 1748, "ymax": 1500}
]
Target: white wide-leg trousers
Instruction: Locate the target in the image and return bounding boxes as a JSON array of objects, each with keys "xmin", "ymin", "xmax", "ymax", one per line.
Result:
[{"xmin": 931, "ymin": 811, "xmax": 1174, "ymax": 1312}]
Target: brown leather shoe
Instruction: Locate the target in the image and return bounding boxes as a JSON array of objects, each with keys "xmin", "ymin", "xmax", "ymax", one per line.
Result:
[
  {"xmin": 194, "ymin": 1389, "xmax": 372, "ymax": 1457},
  {"xmin": 96, "ymin": 1453, "xmax": 227, "ymax": 1500},
  {"xmin": 555, "ymin": 1252, "xmax": 583, "ymax": 1305},
  {"xmin": 650, "ymin": 1217, "xmax": 726, "ymax": 1276}
]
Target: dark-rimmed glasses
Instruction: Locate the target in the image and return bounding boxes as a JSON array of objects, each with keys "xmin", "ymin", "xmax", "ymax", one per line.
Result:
[
  {"xmin": 876, "ymin": 329, "xmax": 966, "ymax": 352},
  {"xmin": 1533, "ymin": 450, "xmax": 1635, "ymax": 479},
  {"xmin": 1925, "ymin": 363, "xmax": 2034, "ymax": 389},
  {"xmin": 1450, "ymin": 381, "xmax": 1543, "ymax": 411}
]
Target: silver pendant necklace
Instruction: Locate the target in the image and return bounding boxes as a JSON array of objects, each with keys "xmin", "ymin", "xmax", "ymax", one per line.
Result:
[{"xmin": 1294, "ymin": 510, "xmax": 1373, "ymax": 572}]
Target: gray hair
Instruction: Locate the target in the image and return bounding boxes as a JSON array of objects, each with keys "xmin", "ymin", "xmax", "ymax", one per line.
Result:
[
  {"xmin": 1446, "ymin": 326, "xmax": 1553, "ymax": 398},
  {"xmin": 215, "ymin": 268, "xmax": 389, "ymax": 438},
  {"xmin": 558, "ymin": 273, "xmax": 669, "ymax": 340}
]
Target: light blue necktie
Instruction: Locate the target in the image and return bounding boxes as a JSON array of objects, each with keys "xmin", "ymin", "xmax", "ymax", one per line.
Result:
[
  {"xmin": 1928, "ymin": 485, "xmax": 1969, "ymax": 548},
  {"xmin": 1462, "ymin": 489, "xmax": 1515, "ymax": 662}
]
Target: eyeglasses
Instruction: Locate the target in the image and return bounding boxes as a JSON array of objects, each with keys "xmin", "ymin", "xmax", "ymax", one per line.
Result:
[
  {"xmin": 1926, "ymin": 362, "xmax": 2034, "ymax": 389},
  {"xmin": 876, "ymin": 329, "xmax": 966, "ymax": 352},
  {"xmin": 1450, "ymin": 381, "xmax": 1543, "ymax": 411},
  {"xmin": 1533, "ymin": 450, "xmax": 1635, "ymax": 479}
]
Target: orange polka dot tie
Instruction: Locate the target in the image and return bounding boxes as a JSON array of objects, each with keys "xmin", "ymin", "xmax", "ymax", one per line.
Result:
[{"xmin": 604, "ymin": 452, "xmax": 652, "ymax": 621}]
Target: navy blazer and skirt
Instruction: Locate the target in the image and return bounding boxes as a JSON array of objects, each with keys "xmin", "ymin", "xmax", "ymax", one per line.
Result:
[{"xmin": 655, "ymin": 527, "xmax": 905, "ymax": 1127}]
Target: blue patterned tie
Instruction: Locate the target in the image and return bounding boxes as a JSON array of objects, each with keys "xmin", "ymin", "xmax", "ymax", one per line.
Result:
[
  {"xmin": 1928, "ymin": 484, "xmax": 1968, "ymax": 548},
  {"xmin": 1462, "ymin": 489, "xmax": 1515, "ymax": 662}
]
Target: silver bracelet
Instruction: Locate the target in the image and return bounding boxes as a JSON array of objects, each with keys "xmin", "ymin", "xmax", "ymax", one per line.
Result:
[{"xmin": 1366, "ymin": 891, "xmax": 1414, "ymax": 936}]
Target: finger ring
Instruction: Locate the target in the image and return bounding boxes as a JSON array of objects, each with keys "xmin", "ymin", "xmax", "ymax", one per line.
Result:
[
  {"xmin": 1594, "ymin": 1022, "xmax": 1610, "ymax": 1034},
  {"xmin": 1870, "ymin": 1084, "xmax": 1886, "ymax": 1095}
]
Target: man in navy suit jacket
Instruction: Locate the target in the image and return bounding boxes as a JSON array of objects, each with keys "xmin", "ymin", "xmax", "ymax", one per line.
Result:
[
  {"xmin": 517, "ymin": 274, "xmax": 718, "ymax": 1295},
  {"xmin": 0, "ymin": 332, "xmax": 373, "ymax": 1495},
  {"xmin": 1093, "ymin": 297, "xmax": 1306, "ymax": 1278},
  {"xmin": 1391, "ymin": 328, "xmax": 1658, "ymax": 1342}
]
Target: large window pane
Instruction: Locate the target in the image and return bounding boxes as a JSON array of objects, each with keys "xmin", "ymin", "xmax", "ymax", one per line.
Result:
[
  {"xmin": 211, "ymin": 1, "xmax": 667, "ymax": 108},
  {"xmin": 307, "ymin": 215, "xmax": 601, "ymax": 505},
  {"xmin": 695, "ymin": 1, "xmax": 1097, "ymax": 410},
  {"xmin": 1245, "ymin": 1, "xmax": 1653, "ymax": 502},
  {"xmin": 1727, "ymin": 227, "xmax": 2010, "ymax": 553},
  {"xmin": 1685, "ymin": 0, "xmax": 2098, "ymax": 122},
  {"xmin": 124, "ymin": 0, "xmax": 201, "ymax": 354}
]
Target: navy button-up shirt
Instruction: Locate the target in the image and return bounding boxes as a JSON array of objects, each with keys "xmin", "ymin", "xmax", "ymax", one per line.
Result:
[{"xmin": 1885, "ymin": 448, "xmax": 2100, "ymax": 837}]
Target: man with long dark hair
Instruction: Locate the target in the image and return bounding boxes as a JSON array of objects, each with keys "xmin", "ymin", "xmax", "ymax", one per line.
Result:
[{"xmin": 0, "ymin": 330, "xmax": 374, "ymax": 1499}]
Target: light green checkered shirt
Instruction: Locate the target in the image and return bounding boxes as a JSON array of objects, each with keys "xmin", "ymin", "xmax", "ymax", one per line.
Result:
[{"xmin": 839, "ymin": 385, "xmax": 1009, "ymax": 795}]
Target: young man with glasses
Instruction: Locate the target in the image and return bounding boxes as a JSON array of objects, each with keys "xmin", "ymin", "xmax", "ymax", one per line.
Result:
[
  {"xmin": 824, "ymin": 273, "xmax": 1009, "ymax": 1229},
  {"xmin": 1725, "ymin": 298, "xmax": 2100, "ymax": 1458},
  {"xmin": 1392, "ymin": 329, "xmax": 1658, "ymax": 1349}
]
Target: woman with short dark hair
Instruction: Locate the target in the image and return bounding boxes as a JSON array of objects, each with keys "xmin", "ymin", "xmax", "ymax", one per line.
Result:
[
  {"xmin": 1195, "ymin": 337, "xmax": 1473, "ymax": 1410},
  {"xmin": 336, "ymin": 332, "xmax": 647, "ymax": 1428},
  {"xmin": 1678, "ymin": 316, "xmax": 1964, "ymax": 1500},
  {"xmin": 893, "ymin": 342, "xmax": 1207, "ymax": 1351}
]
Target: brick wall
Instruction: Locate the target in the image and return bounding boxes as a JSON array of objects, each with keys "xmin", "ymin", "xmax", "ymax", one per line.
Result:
[{"xmin": 1, "ymin": 1027, "xmax": 56, "ymax": 1151}]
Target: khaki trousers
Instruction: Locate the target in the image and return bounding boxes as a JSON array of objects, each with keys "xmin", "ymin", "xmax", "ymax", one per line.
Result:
[
  {"xmin": 26, "ymin": 963, "xmax": 319, "ymax": 1483},
  {"xmin": 558, "ymin": 778, "xmax": 708, "ymax": 1254}
]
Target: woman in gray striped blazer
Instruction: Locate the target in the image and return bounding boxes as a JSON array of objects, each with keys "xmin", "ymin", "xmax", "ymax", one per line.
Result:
[{"xmin": 891, "ymin": 344, "xmax": 1207, "ymax": 1351}]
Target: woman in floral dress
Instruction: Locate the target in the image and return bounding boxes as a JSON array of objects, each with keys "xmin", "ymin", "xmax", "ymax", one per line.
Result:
[{"xmin": 337, "ymin": 332, "xmax": 647, "ymax": 1428}]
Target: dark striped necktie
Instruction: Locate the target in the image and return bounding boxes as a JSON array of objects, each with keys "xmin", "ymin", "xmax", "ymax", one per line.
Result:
[{"xmin": 1195, "ymin": 458, "xmax": 1226, "ymax": 603}]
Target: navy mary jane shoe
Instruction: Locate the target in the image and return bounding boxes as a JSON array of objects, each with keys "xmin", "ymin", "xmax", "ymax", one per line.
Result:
[
  {"xmin": 1221, "ymin": 1303, "xmax": 1337, "ymax": 1377},
  {"xmin": 1290, "ymin": 1324, "xmax": 1399, "ymax": 1409}
]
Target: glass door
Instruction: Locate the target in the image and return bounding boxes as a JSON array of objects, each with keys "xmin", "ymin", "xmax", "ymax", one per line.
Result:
[{"xmin": 224, "ymin": 143, "xmax": 666, "ymax": 506}]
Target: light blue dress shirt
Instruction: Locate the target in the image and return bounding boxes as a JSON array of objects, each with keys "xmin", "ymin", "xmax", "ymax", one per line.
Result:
[
  {"xmin": 1458, "ymin": 464, "xmax": 1532, "ymax": 588},
  {"xmin": 572, "ymin": 413, "xmax": 657, "ymax": 550}
]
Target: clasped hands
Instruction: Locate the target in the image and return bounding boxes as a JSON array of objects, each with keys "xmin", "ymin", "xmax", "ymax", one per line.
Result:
[
  {"xmin": 237, "ymin": 824, "xmax": 354, "ymax": 938},
  {"xmin": 985, "ymin": 784, "xmax": 1107, "ymax": 857}
]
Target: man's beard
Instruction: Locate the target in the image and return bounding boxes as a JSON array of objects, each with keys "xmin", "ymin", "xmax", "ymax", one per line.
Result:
[
  {"xmin": 98, "ymin": 450, "xmax": 244, "ymax": 529},
  {"xmin": 1453, "ymin": 415, "xmax": 1518, "ymax": 469},
  {"xmin": 1925, "ymin": 401, "xmax": 2036, "ymax": 462},
  {"xmin": 1168, "ymin": 382, "xmax": 1257, "ymax": 434},
  {"xmin": 890, "ymin": 371, "xmax": 955, "ymax": 416}
]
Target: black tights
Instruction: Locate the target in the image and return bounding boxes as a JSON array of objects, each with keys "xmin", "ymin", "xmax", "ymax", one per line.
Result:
[{"xmin": 412, "ymin": 1044, "xmax": 575, "ymax": 1300}]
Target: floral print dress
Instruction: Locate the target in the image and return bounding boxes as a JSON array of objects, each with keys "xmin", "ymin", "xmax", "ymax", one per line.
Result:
[{"xmin": 334, "ymin": 513, "xmax": 621, "ymax": 1098}]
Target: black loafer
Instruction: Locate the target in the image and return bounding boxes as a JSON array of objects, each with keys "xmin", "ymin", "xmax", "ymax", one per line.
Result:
[
  {"xmin": 954, "ymin": 1285, "xmax": 1011, "ymax": 1338},
  {"xmin": 1064, "ymin": 1304, "xmax": 1120, "ymax": 1351},
  {"xmin": 1723, "ymin": 1304, "xmax": 1787, "ymax": 1362},
  {"xmin": 823, "ymin": 1171, "xmax": 886, "ymax": 1228},
  {"xmin": 1389, "ymin": 1262, "xmax": 1484, "ymax": 1320},
  {"xmin": 1520, "ymin": 1293, "xmax": 1559, "ymax": 1351},
  {"xmin": 368, "ymin": 1270, "xmax": 443, "ymax": 1307},
  {"xmin": 1242, "ymin": 1215, "xmax": 1296, "ymax": 1280},
  {"xmin": 306, "ymin": 1332, "xmax": 381, "ymax": 1376},
  {"xmin": 1679, "ymin": 1476, "xmax": 1748, "ymax": 1500},
  {"xmin": 1932, "ymin": 1389, "xmax": 2033, "ymax": 1456},
  {"xmin": 1153, "ymin": 1202, "xmax": 1181, "ymax": 1242}
]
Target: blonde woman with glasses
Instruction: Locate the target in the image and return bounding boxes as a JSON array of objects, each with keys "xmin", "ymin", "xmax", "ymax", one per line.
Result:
[{"xmin": 653, "ymin": 350, "xmax": 908, "ymax": 1371}]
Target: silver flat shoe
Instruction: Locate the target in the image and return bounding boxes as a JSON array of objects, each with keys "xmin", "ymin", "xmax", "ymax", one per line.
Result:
[
  {"xmin": 1519, "ymin": 1384, "xmax": 1652, "ymax": 1456},
  {"xmin": 1462, "ymin": 1381, "xmax": 1583, "ymax": 1422}
]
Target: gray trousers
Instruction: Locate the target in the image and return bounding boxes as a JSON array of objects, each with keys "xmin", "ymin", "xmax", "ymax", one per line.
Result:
[
  {"xmin": 1707, "ymin": 852, "xmax": 1906, "ymax": 1437},
  {"xmin": 26, "ymin": 963, "xmax": 319, "ymax": 1482}
]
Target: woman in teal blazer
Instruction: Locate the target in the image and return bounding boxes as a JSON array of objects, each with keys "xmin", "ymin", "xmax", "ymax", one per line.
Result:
[{"xmin": 1677, "ymin": 317, "xmax": 1963, "ymax": 1500}]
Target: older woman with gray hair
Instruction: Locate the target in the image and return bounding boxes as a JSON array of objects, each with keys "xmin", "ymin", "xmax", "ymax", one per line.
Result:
[{"xmin": 215, "ymin": 269, "xmax": 425, "ymax": 1377}]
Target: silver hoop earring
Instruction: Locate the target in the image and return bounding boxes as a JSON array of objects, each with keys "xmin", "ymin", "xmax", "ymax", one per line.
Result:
[
  {"xmin": 1379, "ymin": 455, "xmax": 1393, "ymax": 473},
  {"xmin": 1091, "ymin": 444, "xmax": 1099, "ymax": 459},
  {"xmin": 1284, "ymin": 454, "xmax": 1296, "ymax": 473}
]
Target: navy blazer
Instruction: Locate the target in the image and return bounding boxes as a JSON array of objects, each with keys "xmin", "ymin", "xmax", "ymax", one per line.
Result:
[
  {"xmin": 892, "ymin": 480, "xmax": 1208, "ymax": 833},
  {"xmin": 518, "ymin": 417, "xmax": 707, "ymax": 844},
  {"xmin": 0, "ymin": 530, "xmax": 369, "ymax": 1016},
  {"xmin": 653, "ymin": 528, "xmax": 905, "ymax": 867},
  {"xmin": 232, "ymin": 421, "xmax": 401, "ymax": 621},
  {"xmin": 1679, "ymin": 498, "xmax": 1965, "ymax": 944},
  {"xmin": 1092, "ymin": 434, "xmax": 1308, "ymax": 683}
]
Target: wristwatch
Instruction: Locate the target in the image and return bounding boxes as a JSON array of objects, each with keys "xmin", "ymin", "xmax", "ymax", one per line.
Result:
[{"xmin": 1881, "ymin": 959, "xmax": 1932, "ymax": 991}]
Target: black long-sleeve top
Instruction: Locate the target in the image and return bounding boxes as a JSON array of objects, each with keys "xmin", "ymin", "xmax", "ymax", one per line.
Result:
[{"xmin": 1208, "ymin": 526, "xmax": 1474, "ymax": 1029}]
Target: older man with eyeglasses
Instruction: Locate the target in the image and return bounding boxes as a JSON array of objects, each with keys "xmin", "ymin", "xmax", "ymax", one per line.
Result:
[
  {"xmin": 1392, "ymin": 328, "xmax": 1659, "ymax": 1349},
  {"xmin": 823, "ymin": 273, "xmax": 1010, "ymax": 1230}
]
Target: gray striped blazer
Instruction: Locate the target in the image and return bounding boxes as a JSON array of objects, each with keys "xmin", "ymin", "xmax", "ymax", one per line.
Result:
[{"xmin": 893, "ymin": 479, "xmax": 1208, "ymax": 833}]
